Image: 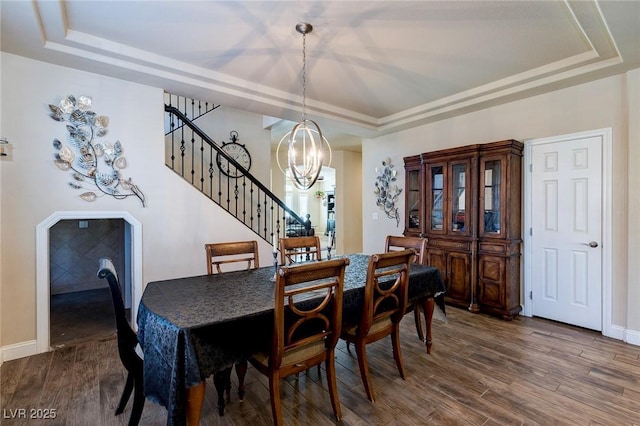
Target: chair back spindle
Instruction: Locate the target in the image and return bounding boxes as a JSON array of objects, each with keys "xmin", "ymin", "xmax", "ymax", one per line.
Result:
[
  {"xmin": 384, "ymin": 235, "xmax": 427, "ymax": 265},
  {"xmin": 279, "ymin": 235, "xmax": 322, "ymax": 265},
  {"xmin": 206, "ymin": 240, "xmax": 259, "ymax": 274}
]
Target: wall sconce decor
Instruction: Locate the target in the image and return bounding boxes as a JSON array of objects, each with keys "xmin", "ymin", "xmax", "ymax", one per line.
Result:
[
  {"xmin": 374, "ymin": 157, "xmax": 402, "ymax": 227},
  {"xmin": 48, "ymin": 95, "xmax": 146, "ymax": 206},
  {"xmin": 0, "ymin": 137, "xmax": 8, "ymax": 156}
]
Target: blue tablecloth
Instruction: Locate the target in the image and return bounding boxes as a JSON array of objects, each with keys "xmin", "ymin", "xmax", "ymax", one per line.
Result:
[{"xmin": 137, "ymin": 253, "xmax": 445, "ymax": 425}]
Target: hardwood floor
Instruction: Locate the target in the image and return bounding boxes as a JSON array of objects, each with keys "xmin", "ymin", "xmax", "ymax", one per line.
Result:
[{"xmin": 2, "ymin": 307, "xmax": 640, "ymax": 425}]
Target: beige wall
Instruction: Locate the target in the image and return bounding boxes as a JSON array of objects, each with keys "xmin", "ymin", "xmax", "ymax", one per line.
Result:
[
  {"xmin": 626, "ymin": 68, "xmax": 640, "ymax": 336},
  {"xmin": 0, "ymin": 47, "xmax": 4, "ymax": 359},
  {"xmin": 362, "ymin": 155, "xmax": 408, "ymax": 252},
  {"xmin": 0, "ymin": 53, "xmax": 275, "ymax": 352},
  {"xmin": 362, "ymin": 70, "xmax": 639, "ymax": 340},
  {"xmin": 333, "ymin": 150, "xmax": 363, "ymax": 255}
]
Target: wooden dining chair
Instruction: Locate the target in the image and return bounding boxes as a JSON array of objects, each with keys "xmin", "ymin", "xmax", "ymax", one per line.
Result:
[
  {"xmin": 385, "ymin": 235, "xmax": 426, "ymax": 263},
  {"xmin": 97, "ymin": 257, "xmax": 144, "ymax": 426},
  {"xmin": 340, "ymin": 249, "xmax": 414, "ymax": 402},
  {"xmin": 249, "ymin": 257, "xmax": 350, "ymax": 426},
  {"xmin": 205, "ymin": 240, "xmax": 259, "ymax": 274},
  {"xmin": 204, "ymin": 240, "xmax": 259, "ymax": 408},
  {"xmin": 384, "ymin": 235, "xmax": 429, "ymax": 341},
  {"xmin": 279, "ymin": 235, "xmax": 322, "ymax": 265}
]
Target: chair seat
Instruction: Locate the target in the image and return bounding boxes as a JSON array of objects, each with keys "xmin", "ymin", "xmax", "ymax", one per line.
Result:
[
  {"xmin": 342, "ymin": 316, "xmax": 392, "ymax": 339},
  {"xmin": 251, "ymin": 340, "xmax": 326, "ymax": 370}
]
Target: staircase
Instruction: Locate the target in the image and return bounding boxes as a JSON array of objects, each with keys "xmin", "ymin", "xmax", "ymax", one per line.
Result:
[{"xmin": 163, "ymin": 94, "xmax": 307, "ymax": 246}]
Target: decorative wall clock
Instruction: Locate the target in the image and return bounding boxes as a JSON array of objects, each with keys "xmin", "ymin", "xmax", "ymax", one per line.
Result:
[{"xmin": 216, "ymin": 130, "xmax": 251, "ymax": 178}]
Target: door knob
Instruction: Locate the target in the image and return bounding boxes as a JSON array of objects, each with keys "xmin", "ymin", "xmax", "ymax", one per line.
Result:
[{"xmin": 581, "ymin": 241, "xmax": 598, "ymax": 248}]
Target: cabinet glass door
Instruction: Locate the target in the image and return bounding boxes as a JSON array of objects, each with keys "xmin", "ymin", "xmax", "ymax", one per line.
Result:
[
  {"xmin": 482, "ymin": 159, "xmax": 502, "ymax": 235},
  {"xmin": 406, "ymin": 168, "xmax": 421, "ymax": 231},
  {"xmin": 450, "ymin": 163, "xmax": 467, "ymax": 233},
  {"xmin": 430, "ymin": 166, "xmax": 444, "ymax": 231}
]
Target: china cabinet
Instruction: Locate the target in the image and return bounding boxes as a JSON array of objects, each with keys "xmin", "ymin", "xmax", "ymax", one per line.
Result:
[
  {"xmin": 475, "ymin": 141, "xmax": 523, "ymax": 319},
  {"xmin": 403, "ymin": 140, "xmax": 523, "ymax": 319},
  {"xmin": 403, "ymin": 155, "xmax": 422, "ymax": 237}
]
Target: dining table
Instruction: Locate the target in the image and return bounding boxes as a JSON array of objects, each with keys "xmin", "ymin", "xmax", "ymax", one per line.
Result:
[{"xmin": 137, "ymin": 253, "xmax": 446, "ymax": 426}]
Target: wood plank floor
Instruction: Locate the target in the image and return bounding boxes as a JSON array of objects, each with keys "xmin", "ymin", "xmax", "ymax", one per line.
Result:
[{"xmin": 2, "ymin": 307, "xmax": 640, "ymax": 425}]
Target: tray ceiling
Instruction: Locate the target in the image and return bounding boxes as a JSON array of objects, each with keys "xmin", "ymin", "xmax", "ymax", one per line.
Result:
[{"xmin": 1, "ymin": 1, "xmax": 638, "ymax": 139}]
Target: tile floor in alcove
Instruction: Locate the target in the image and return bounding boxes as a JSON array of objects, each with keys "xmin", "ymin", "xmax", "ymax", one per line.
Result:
[{"xmin": 50, "ymin": 287, "xmax": 119, "ymax": 348}]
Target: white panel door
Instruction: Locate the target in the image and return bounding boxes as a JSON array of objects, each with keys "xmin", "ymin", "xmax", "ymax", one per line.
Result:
[{"xmin": 530, "ymin": 135, "xmax": 602, "ymax": 330}]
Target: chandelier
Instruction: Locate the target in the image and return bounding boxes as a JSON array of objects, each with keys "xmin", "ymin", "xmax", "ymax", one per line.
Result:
[{"xmin": 276, "ymin": 22, "xmax": 331, "ymax": 190}]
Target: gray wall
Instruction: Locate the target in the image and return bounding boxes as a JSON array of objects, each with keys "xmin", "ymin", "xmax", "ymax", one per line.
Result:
[{"xmin": 50, "ymin": 219, "xmax": 125, "ymax": 295}]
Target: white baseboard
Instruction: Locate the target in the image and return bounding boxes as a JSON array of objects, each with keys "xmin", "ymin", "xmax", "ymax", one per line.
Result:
[
  {"xmin": 624, "ymin": 327, "xmax": 640, "ymax": 346},
  {"xmin": 1, "ymin": 340, "xmax": 39, "ymax": 363},
  {"xmin": 523, "ymin": 312, "xmax": 638, "ymax": 347},
  {"xmin": 606, "ymin": 324, "xmax": 626, "ymax": 341}
]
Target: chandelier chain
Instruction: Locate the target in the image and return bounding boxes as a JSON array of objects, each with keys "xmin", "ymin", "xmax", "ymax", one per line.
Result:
[{"xmin": 302, "ymin": 32, "xmax": 307, "ymax": 121}]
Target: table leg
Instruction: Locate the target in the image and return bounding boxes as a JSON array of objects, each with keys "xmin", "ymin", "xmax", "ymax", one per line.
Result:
[
  {"xmin": 186, "ymin": 382, "xmax": 205, "ymax": 426},
  {"xmin": 421, "ymin": 297, "xmax": 435, "ymax": 355},
  {"xmin": 213, "ymin": 367, "xmax": 232, "ymax": 416},
  {"xmin": 235, "ymin": 361, "xmax": 247, "ymax": 401}
]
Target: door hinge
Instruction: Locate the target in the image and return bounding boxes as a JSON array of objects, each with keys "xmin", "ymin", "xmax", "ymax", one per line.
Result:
[
  {"xmin": 529, "ymin": 290, "xmax": 533, "ymax": 300},
  {"xmin": 529, "ymin": 163, "xmax": 533, "ymax": 172},
  {"xmin": 530, "ymin": 227, "xmax": 533, "ymax": 236}
]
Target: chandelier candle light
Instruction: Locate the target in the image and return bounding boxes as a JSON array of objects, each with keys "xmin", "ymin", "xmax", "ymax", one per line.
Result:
[{"xmin": 276, "ymin": 22, "xmax": 331, "ymax": 190}]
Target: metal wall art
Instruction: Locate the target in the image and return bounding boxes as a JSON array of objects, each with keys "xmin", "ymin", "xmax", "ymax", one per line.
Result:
[
  {"xmin": 49, "ymin": 95, "xmax": 146, "ymax": 206},
  {"xmin": 374, "ymin": 157, "xmax": 402, "ymax": 227},
  {"xmin": 0, "ymin": 137, "xmax": 9, "ymax": 157}
]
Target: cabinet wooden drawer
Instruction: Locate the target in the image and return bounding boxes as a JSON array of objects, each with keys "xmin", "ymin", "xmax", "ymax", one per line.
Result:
[
  {"xmin": 428, "ymin": 239, "xmax": 471, "ymax": 251},
  {"xmin": 478, "ymin": 242, "xmax": 507, "ymax": 255}
]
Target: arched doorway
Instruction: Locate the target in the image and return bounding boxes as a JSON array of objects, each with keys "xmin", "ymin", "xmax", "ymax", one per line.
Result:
[{"xmin": 36, "ymin": 211, "xmax": 142, "ymax": 354}]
